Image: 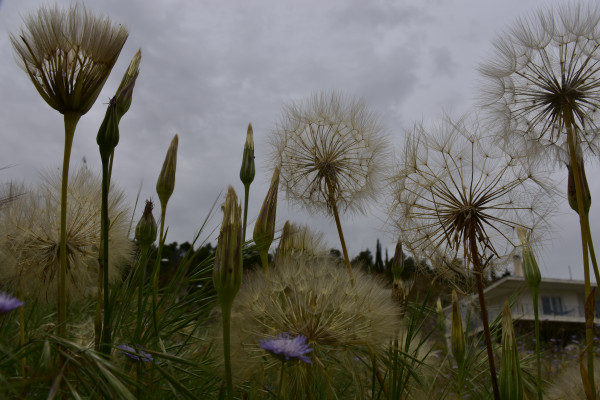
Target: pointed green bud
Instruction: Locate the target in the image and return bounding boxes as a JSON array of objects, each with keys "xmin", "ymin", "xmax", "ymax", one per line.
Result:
[
  {"xmin": 115, "ymin": 49, "xmax": 141, "ymax": 122},
  {"xmin": 391, "ymin": 241, "xmax": 404, "ymax": 280},
  {"xmin": 240, "ymin": 123, "xmax": 255, "ymax": 186},
  {"xmin": 253, "ymin": 167, "xmax": 279, "ymax": 254},
  {"xmin": 517, "ymin": 227, "xmax": 541, "ymax": 294},
  {"xmin": 96, "ymin": 96, "xmax": 119, "ymax": 162},
  {"xmin": 156, "ymin": 134, "xmax": 178, "ymax": 209},
  {"xmin": 436, "ymin": 296, "xmax": 446, "ymax": 335},
  {"xmin": 499, "ymin": 301, "xmax": 524, "ymax": 400},
  {"xmin": 213, "ymin": 186, "xmax": 243, "ymax": 308},
  {"xmin": 451, "ymin": 290, "xmax": 466, "ymax": 368},
  {"xmin": 135, "ymin": 200, "xmax": 157, "ymax": 249},
  {"xmin": 567, "ymin": 161, "xmax": 591, "ymax": 216},
  {"xmin": 277, "ymin": 220, "xmax": 293, "ymax": 256}
]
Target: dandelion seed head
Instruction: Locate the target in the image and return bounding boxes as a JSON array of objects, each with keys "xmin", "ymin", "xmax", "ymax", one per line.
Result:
[
  {"xmin": 213, "ymin": 254, "xmax": 402, "ymax": 383},
  {"xmin": 479, "ymin": 2, "xmax": 600, "ymax": 164},
  {"xmin": 389, "ymin": 115, "xmax": 552, "ymax": 280},
  {"xmin": 0, "ymin": 166, "xmax": 134, "ymax": 302},
  {"xmin": 271, "ymin": 91, "xmax": 390, "ymax": 216}
]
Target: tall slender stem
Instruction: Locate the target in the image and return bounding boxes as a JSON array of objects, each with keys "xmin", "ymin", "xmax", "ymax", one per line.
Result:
[
  {"xmin": 99, "ymin": 159, "xmax": 112, "ymax": 355},
  {"xmin": 242, "ymin": 183, "xmax": 250, "ymax": 243},
  {"xmin": 327, "ymin": 182, "xmax": 355, "ymax": 286},
  {"xmin": 18, "ymin": 288, "xmax": 25, "ymax": 378},
  {"xmin": 222, "ymin": 305, "xmax": 234, "ymax": 400},
  {"xmin": 563, "ymin": 108, "xmax": 595, "ymax": 396},
  {"xmin": 134, "ymin": 247, "xmax": 150, "ymax": 343},
  {"xmin": 469, "ymin": 229, "xmax": 500, "ymax": 400},
  {"xmin": 58, "ymin": 112, "xmax": 81, "ymax": 337},
  {"xmin": 585, "ymin": 218, "xmax": 600, "ymax": 286},
  {"xmin": 259, "ymin": 250, "xmax": 270, "ymax": 275},
  {"xmin": 278, "ymin": 359, "xmax": 285, "ymax": 399},
  {"xmin": 94, "ymin": 264, "xmax": 103, "ymax": 350},
  {"xmin": 532, "ymin": 291, "xmax": 542, "ymax": 400},
  {"xmin": 152, "ymin": 207, "xmax": 166, "ymax": 336}
]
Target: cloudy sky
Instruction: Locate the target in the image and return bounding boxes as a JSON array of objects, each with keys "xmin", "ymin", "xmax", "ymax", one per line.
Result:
[{"xmin": 0, "ymin": 0, "xmax": 598, "ymax": 281}]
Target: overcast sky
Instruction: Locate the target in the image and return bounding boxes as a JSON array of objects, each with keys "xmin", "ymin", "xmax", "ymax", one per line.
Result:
[{"xmin": 1, "ymin": 0, "xmax": 598, "ymax": 281}]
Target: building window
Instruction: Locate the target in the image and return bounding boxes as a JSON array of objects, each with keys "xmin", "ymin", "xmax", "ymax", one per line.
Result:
[{"xmin": 541, "ymin": 296, "xmax": 564, "ymax": 315}]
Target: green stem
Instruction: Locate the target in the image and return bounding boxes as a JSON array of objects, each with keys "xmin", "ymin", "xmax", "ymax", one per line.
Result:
[
  {"xmin": 99, "ymin": 159, "xmax": 112, "ymax": 356},
  {"xmin": 563, "ymin": 108, "xmax": 595, "ymax": 396},
  {"xmin": 533, "ymin": 290, "xmax": 542, "ymax": 400},
  {"xmin": 152, "ymin": 207, "xmax": 166, "ymax": 337},
  {"xmin": 585, "ymin": 215, "xmax": 600, "ymax": 286},
  {"xmin": 470, "ymin": 230, "xmax": 500, "ymax": 400},
  {"xmin": 134, "ymin": 246, "xmax": 150, "ymax": 343},
  {"xmin": 327, "ymin": 182, "xmax": 355, "ymax": 287},
  {"xmin": 108, "ymin": 150, "xmax": 115, "ymax": 186},
  {"xmin": 259, "ymin": 250, "xmax": 269, "ymax": 275},
  {"xmin": 242, "ymin": 183, "xmax": 250, "ymax": 243},
  {"xmin": 392, "ymin": 338, "xmax": 398, "ymax": 398},
  {"xmin": 18, "ymin": 288, "xmax": 25, "ymax": 378},
  {"xmin": 58, "ymin": 112, "xmax": 81, "ymax": 337},
  {"xmin": 456, "ymin": 344, "xmax": 464, "ymax": 399},
  {"xmin": 222, "ymin": 305, "xmax": 234, "ymax": 400},
  {"xmin": 278, "ymin": 359, "xmax": 285, "ymax": 400},
  {"xmin": 94, "ymin": 258, "xmax": 103, "ymax": 351}
]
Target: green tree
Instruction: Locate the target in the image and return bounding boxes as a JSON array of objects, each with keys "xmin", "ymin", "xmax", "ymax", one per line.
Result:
[
  {"xmin": 351, "ymin": 249, "xmax": 374, "ymax": 273},
  {"xmin": 375, "ymin": 239, "xmax": 384, "ymax": 273}
]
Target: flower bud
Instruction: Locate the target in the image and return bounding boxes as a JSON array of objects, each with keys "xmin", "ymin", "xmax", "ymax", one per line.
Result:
[
  {"xmin": 135, "ymin": 200, "xmax": 157, "ymax": 249},
  {"xmin": 239, "ymin": 123, "xmax": 255, "ymax": 186},
  {"xmin": 115, "ymin": 49, "xmax": 141, "ymax": 122},
  {"xmin": 213, "ymin": 186, "xmax": 243, "ymax": 307},
  {"xmin": 567, "ymin": 161, "xmax": 591, "ymax": 216},
  {"xmin": 96, "ymin": 97, "xmax": 119, "ymax": 162},
  {"xmin": 499, "ymin": 301, "xmax": 524, "ymax": 400},
  {"xmin": 277, "ymin": 220, "xmax": 293, "ymax": 256},
  {"xmin": 451, "ymin": 290, "xmax": 466, "ymax": 368},
  {"xmin": 436, "ymin": 296, "xmax": 446, "ymax": 334},
  {"xmin": 253, "ymin": 167, "xmax": 279, "ymax": 254},
  {"xmin": 517, "ymin": 227, "xmax": 541, "ymax": 295},
  {"xmin": 156, "ymin": 134, "xmax": 178, "ymax": 208},
  {"xmin": 391, "ymin": 241, "xmax": 404, "ymax": 281}
]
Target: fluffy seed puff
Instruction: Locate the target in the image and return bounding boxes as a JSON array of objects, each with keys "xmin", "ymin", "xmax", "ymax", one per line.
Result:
[
  {"xmin": 217, "ymin": 254, "xmax": 402, "ymax": 386},
  {"xmin": 388, "ymin": 115, "xmax": 552, "ymax": 279},
  {"xmin": 270, "ymin": 91, "xmax": 390, "ymax": 216},
  {"xmin": 0, "ymin": 167, "xmax": 133, "ymax": 302},
  {"xmin": 479, "ymin": 2, "xmax": 600, "ymax": 164}
]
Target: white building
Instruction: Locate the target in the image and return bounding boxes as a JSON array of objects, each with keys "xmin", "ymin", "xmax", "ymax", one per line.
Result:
[{"xmin": 445, "ymin": 256, "xmax": 599, "ymax": 338}]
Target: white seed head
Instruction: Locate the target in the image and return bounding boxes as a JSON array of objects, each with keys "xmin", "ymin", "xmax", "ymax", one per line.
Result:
[
  {"xmin": 389, "ymin": 114, "xmax": 552, "ymax": 278},
  {"xmin": 271, "ymin": 91, "xmax": 390, "ymax": 216},
  {"xmin": 479, "ymin": 2, "xmax": 600, "ymax": 164},
  {"xmin": 214, "ymin": 254, "xmax": 402, "ymax": 384},
  {"xmin": 0, "ymin": 166, "xmax": 133, "ymax": 302}
]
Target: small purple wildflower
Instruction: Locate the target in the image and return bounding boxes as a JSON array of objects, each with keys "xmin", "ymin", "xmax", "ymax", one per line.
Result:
[
  {"xmin": 117, "ymin": 344, "xmax": 153, "ymax": 363},
  {"xmin": 0, "ymin": 291, "xmax": 23, "ymax": 314},
  {"xmin": 259, "ymin": 333, "xmax": 312, "ymax": 364}
]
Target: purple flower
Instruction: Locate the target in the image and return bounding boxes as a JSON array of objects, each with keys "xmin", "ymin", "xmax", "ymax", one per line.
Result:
[
  {"xmin": 259, "ymin": 333, "xmax": 312, "ymax": 364},
  {"xmin": 117, "ymin": 344, "xmax": 153, "ymax": 363},
  {"xmin": 0, "ymin": 291, "xmax": 23, "ymax": 314}
]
